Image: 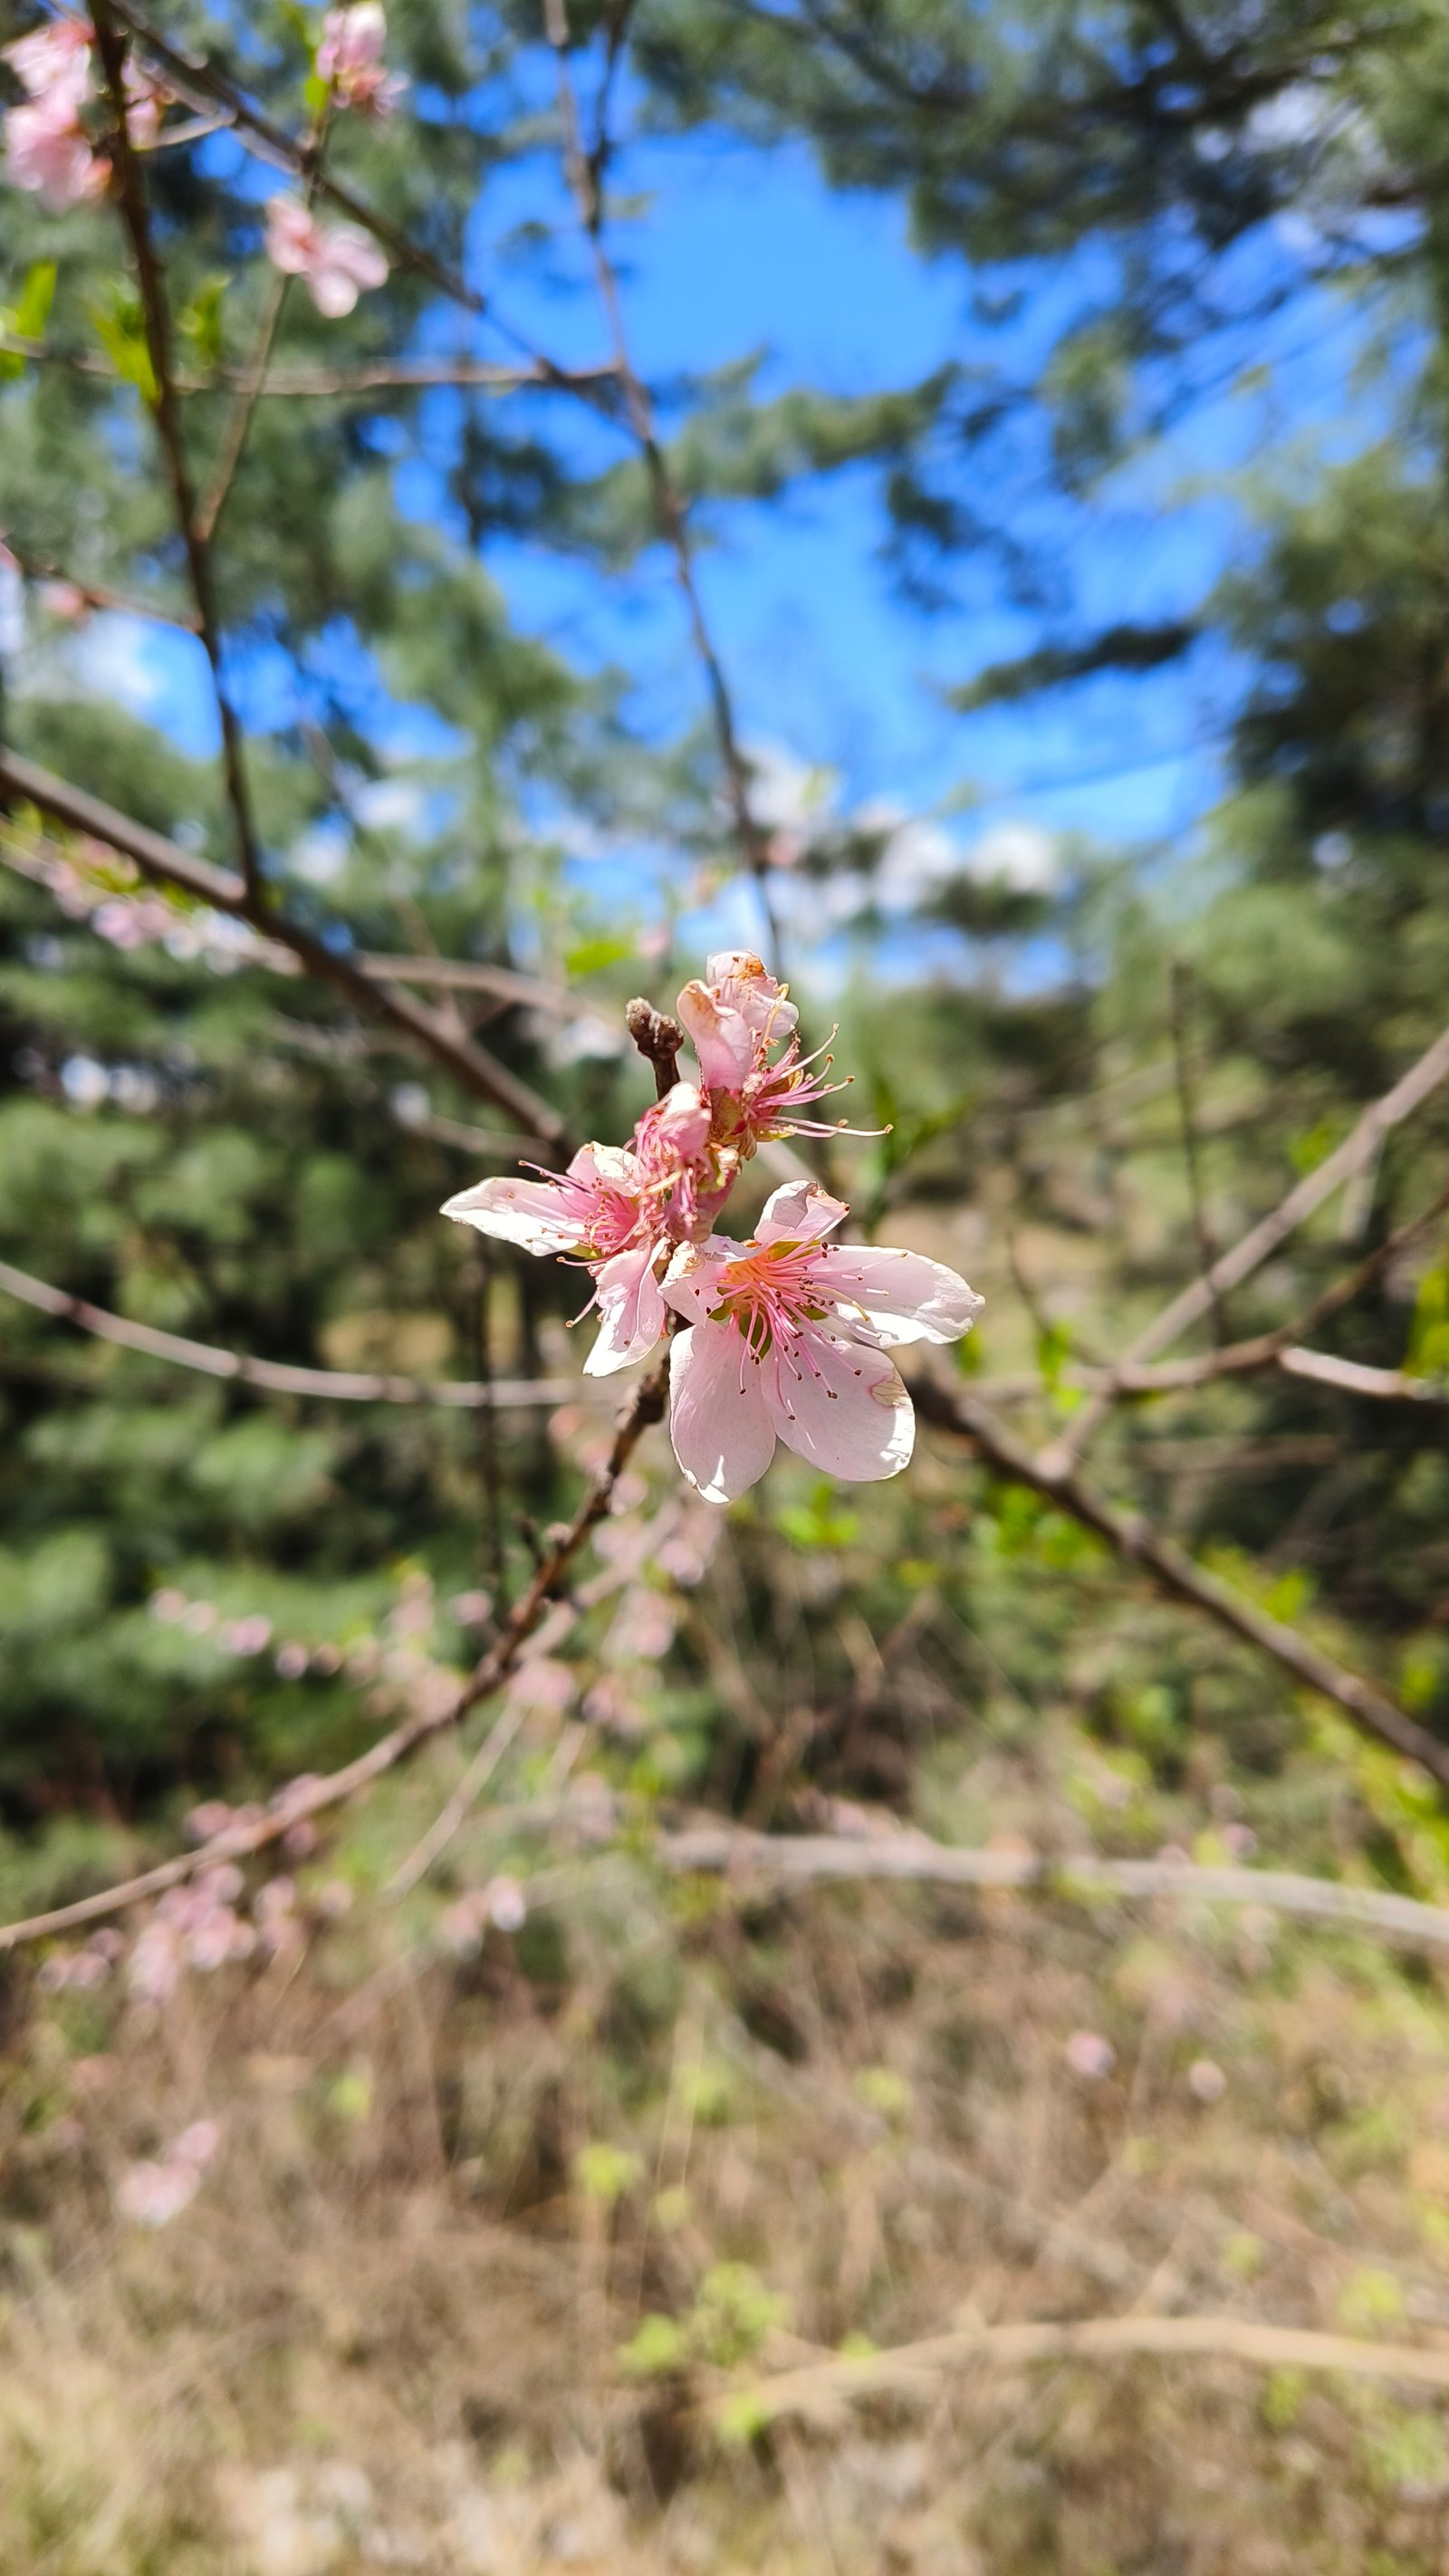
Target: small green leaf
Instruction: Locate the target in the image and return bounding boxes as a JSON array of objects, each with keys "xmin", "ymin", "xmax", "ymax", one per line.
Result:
[
  {"xmin": 716, "ymin": 2389, "xmax": 772, "ymax": 2445},
  {"xmin": 619, "ymin": 2313, "xmax": 686, "ymax": 2378},
  {"xmin": 573, "ymin": 2141, "xmax": 643, "ymax": 2206},
  {"xmin": 565, "ymin": 932, "xmax": 635, "ymax": 977},
  {"xmin": 87, "ymin": 292, "xmax": 158, "ymax": 404},
  {"xmin": 303, "ymin": 70, "xmax": 331, "ymax": 116},
  {"xmin": 14, "ymin": 260, "xmax": 56, "ymax": 343},
  {"xmin": 178, "ymin": 275, "xmax": 228, "ymax": 375}
]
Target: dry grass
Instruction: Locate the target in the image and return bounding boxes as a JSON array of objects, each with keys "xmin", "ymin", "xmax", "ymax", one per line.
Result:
[{"xmin": 6, "ymin": 1743, "xmax": 1449, "ymax": 2574}]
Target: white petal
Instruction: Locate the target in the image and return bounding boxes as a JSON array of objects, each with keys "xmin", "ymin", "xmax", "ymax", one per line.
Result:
[
  {"xmin": 818, "ymin": 1245, "xmax": 984, "ymax": 1346},
  {"xmin": 584, "ymin": 1245, "xmax": 667, "ymax": 1376},
  {"xmin": 755, "ymin": 1179, "xmax": 848, "ymax": 1246},
  {"xmin": 667, "ymin": 1322, "xmax": 777, "ymax": 1504},
  {"xmin": 763, "ymin": 1329, "xmax": 915, "ymax": 1482},
  {"xmin": 441, "ymin": 1174, "xmax": 587, "ymax": 1254}
]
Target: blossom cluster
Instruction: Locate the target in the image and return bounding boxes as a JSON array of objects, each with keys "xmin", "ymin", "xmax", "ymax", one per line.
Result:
[
  {"xmin": 3, "ymin": 16, "xmax": 164, "ymax": 210},
  {"xmin": 445, "ymin": 951, "xmax": 982, "ymax": 1504},
  {"xmin": 260, "ymin": 6, "xmax": 401, "ymax": 314},
  {"xmin": 3, "ymin": 5, "xmax": 398, "ymax": 321}
]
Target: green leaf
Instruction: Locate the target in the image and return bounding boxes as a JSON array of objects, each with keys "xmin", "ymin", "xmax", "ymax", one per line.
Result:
[
  {"xmin": 573, "ymin": 2141, "xmax": 643, "ymax": 2206},
  {"xmin": 564, "ymin": 932, "xmax": 636, "ymax": 976},
  {"xmin": 14, "ymin": 260, "xmax": 56, "ymax": 344},
  {"xmin": 619, "ymin": 2313, "xmax": 687, "ymax": 2379},
  {"xmin": 303, "ymin": 70, "xmax": 331, "ymax": 117},
  {"xmin": 178, "ymin": 275, "xmax": 228, "ymax": 376},
  {"xmin": 87, "ymin": 293, "xmax": 158, "ymax": 405}
]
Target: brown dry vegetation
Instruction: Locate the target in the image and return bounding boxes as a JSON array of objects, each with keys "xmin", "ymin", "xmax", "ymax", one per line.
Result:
[{"xmin": 8, "ymin": 1692, "xmax": 1449, "ymax": 2574}]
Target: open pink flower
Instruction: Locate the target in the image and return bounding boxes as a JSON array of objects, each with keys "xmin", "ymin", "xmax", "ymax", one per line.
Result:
[
  {"xmin": 317, "ymin": 2, "xmax": 406, "ymax": 112},
  {"xmin": 442, "ymin": 1085, "xmax": 721, "ymax": 1377},
  {"xmin": 264, "ymin": 194, "xmax": 389, "ymax": 315},
  {"xmin": 661, "ymin": 1180, "xmax": 982, "ymax": 1504}
]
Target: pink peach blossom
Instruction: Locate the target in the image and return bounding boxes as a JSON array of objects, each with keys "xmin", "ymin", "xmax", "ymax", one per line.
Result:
[
  {"xmin": 660, "ymin": 1179, "xmax": 981, "ymax": 1504},
  {"xmin": 676, "ymin": 951, "xmax": 860, "ymax": 1157},
  {"xmin": 317, "ymin": 3, "xmax": 406, "ymax": 112},
  {"xmin": 4, "ymin": 20, "xmax": 92, "ymax": 105},
  {"xmin": 264, "ymin": 193, "xmax": 389, "ymax": 316},
  {"xmin": 443, "ymin": 1084, "xmax": 723, "ymax": 1377},
  {"xmin": 5, "ymin": 91, "xmax": 108, "ymax": 209}
]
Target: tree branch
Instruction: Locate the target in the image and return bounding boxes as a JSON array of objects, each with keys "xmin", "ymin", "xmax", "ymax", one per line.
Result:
[
  {"xmin": 0, "ymin": 334, "xmax": 619, "ymax": 399},
  {"xmin": 0, "ymin": 748, "xmax": 568, "ymax": 1147},
  {"xmin": 909, "ymin": 1374, "xmax": 1449, "ymax": 1793},
  {"xmin": 1047, "ymin": 1018, "xmax": 1449, "ymax": 1469},
  {"xmin": 0, "ymin": 1254, "xmax": 585, "ymax": 1409},
  {"xmin": 0, "ymin": 1356, "xmax": 668, "ymax": 1953},
  {"xmin": 660, "ymin": 1824, "xmax": 1449, "ymax": 1955},
  {"xmin": 90, "ymin": 0, "xmax": 265, "ymax": 905},
  {"xmin": 715, "ymin": 2312, "xmax": 1449, "ymax": 2430}
]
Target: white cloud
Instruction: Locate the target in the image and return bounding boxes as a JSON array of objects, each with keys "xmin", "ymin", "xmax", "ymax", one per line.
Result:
[
  {"xmin": 353, "ymin": 775, "xmax": 429, "ymax": 837},
  {"xmin": 965, "ymin": 819, "xmax": 1061, "ymax": 893},
  {"xmin": 71, "ymin": 613, "xmax": 170, "ymax": 717},
  {"xmin": 743, "ymin": 741, "xmax": 839, "ymax": 835}
]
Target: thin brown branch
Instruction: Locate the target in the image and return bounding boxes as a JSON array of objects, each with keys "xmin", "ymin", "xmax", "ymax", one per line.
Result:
[
  {"xmin": 0, "ymin": 747, "xmax": 569, "ymax": 1146},
  {"xmin": 1168, "ymin": 959, "xmax": 1226, "ymax": 1342},
  {"xmin": 659, "ymin": 1824, "xmax": 1449, "ymax": 1955},
  {"xmin": 193, "ymin": 267, "xmax": 289, "ymax": 545},
  {"xmin": 1277, "ymin": 1345, "xmax": 1449, "ymax": 1405},
  {"xmin": 384, "ymin": 1697, "xmax": 532, "ymax": 1898},
  {"xmin": 1049, "ymin": 1017, "xmax": 1449, "ymax": 1469},
  {"xmin": 3, "ymin": 537, "xmax": 200, "ymax": 633},
  {"xmin": 194, "ymin": 93, "xmax": 337, "ymax": 543},
  {"xmin": 246, "ymin": 358, "xmax": 620, "ymax": 398},
  {"xmin": 909, "ymin": 1374, "xmax": 1449, "ymax": 1793},
  {"xmin": 0, "ymin": 1357, "xmax": 668, "ymax": 1954},
  {"xmin": 90, "ymin": 0, "xmax": 264, "ymax": 904},
  {"xmin": 972, "ymin": 1180, "xmax": 1449, "ymax": 1408},
  {"xmin": 0, "ymin": 1254, "xmax": 588, "ymax": 1409},
  {"xmin": 0, "ymin": 334, "xmax": 618, "ymax": 399},
  {"xmin": 3, "ymin": 821, "xmax": 613, "ymax": 1036},
  {"xmin": 715, "ymin": 2312, "xmax": 1449, "ymax": 2428},
  {"xmin": 541, "ymin": 0, "xmax": 782, "ymax": 965}
]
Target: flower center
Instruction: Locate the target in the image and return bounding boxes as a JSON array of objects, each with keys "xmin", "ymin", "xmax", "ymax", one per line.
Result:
[{"xmin": 711, "ymin": 1236, "xmax": 829, "ymax": 1352}]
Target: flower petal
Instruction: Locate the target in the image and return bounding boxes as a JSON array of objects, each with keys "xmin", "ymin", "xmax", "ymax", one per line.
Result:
[
  {"xmin": 754, "ymin": 1178, "xmax": 849, "ymax": 1246},
  {"xmin": 584, "ymin": 1245, "xmax": 667, "ymax": 1376},
  {"xmin": 667, "ymin": 1322, "xmax": 778, "ymax": 1504},
  {"xmin": 662, "ymin": 1238, "xmax": 733, "ymax": 1325},
  {"xmin": 818, "ymin": 1245, "xmax": 984, "ymax": 1346},
  {"xmin": 675, "ymin": 981, "xmax": 755, "ymax": 1091},
  {"xmin": 441, "ymin": 1173, "xmax": 589, "ymax": 1254},
  {"xmin": 764, "ymin": 1329, "xmax": 916, "ymax": 1482}
]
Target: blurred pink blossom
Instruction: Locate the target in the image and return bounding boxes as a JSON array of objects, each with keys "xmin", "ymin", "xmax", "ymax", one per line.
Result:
[
  {"xmin": 264, "ymin": 195, "xmax": 389, "ymax": 316},
  {"xmin": 175, "ymin": 2118, "xmax": 222, "ymax": 2167},
  {"xmin": 1065, "ymin": 2030, "xmax": 1116, "ymax": 2081},
  {"xmin": 317, "ymin": 2, "xmax": 407, "ymax": 112},
  {"xmin": 485, "ymin": 1874, "xmax": 526, "ymax": 1932},
  {"xmin": 117, "ymin": 2157, "xmax": 200, "ymax": 2228}
]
